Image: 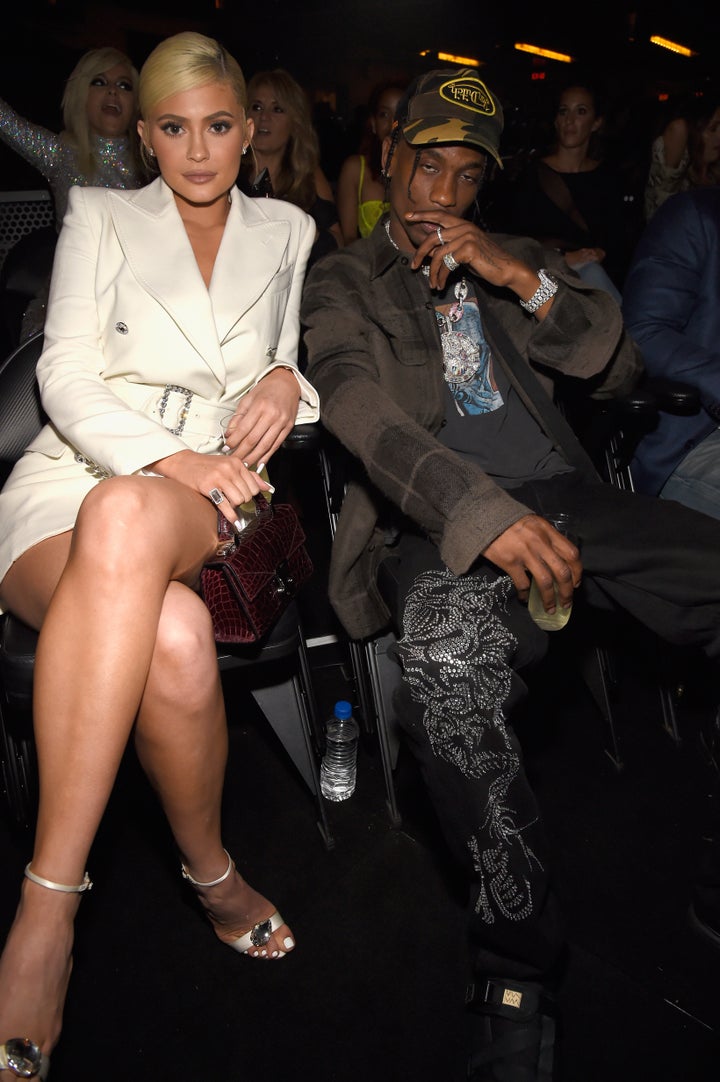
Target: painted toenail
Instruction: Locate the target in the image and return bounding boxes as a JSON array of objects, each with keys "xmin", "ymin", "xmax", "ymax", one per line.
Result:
[
  {"xmin": 271, "ymin": 950, "xmax": 278, "ymax": 957},
  {"xmin": 283, "ymin": 936, "xmax": 294, "ymax": 949}
]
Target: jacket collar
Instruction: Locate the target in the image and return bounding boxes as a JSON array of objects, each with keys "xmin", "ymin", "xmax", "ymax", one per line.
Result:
[{"xmin": 107, "ymin": 178, "xmax": 291, "ymax": 385}]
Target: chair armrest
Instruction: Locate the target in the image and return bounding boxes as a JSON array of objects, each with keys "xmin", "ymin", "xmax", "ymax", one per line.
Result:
[
  {"xmin": 281, "ymin": 423, "xmax": 321, "ymax": 453},
  {"xmin": 641, "ymin": 378, "xmax": 701, "ymax": 417}
]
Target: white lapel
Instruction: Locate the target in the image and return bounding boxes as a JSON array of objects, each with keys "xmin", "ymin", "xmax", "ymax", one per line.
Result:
[
  {"xmin": 209, "ymin": 190, "xmax": 291, "ymax": 345},
  {"xmin": 108, "ymin": 179, "xmax": 226, "ymax": 382},
  {"xmin": 108, "ymin": 181, "xmax": 292, "ymax": 385}
]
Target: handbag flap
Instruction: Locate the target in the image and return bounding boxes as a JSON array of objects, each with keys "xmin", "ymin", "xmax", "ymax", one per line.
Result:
[{"xmin": 205, "ymin": 502, "xmax": 308, "ymax": 604}]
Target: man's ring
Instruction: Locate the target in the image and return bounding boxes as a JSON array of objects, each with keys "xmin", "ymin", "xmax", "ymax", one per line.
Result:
[
  {"xmin": 209, "ymin": 488, "xmax": 224, "ymax": 505},
  {"xmin": 436, "ymin": 226, "xmax": 444, "ymax": 245},
  {"xmin": 443, "ymin": 252, "xmax": 460, "ymax": 271}
]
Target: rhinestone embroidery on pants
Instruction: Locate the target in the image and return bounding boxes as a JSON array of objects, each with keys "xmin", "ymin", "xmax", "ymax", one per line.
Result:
[{"xmin": 397, "ymin": 569, "xmax": 540, "ymax": 923}]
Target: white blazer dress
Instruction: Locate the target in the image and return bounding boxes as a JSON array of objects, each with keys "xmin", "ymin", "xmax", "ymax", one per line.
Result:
[{"xmin": 0, "ymin": 176, "xmax": 319, "ymax": 601}]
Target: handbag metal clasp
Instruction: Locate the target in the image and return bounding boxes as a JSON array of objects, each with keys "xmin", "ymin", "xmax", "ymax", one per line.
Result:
[{"xmin": 273, "ymin": 560, "xmax": 296, "ymax": 596}]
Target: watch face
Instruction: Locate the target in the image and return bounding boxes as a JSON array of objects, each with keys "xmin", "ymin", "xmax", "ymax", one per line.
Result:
[{"xmin": 5, "ymin": 1037, "xmax": 43, "ymax": 1077}]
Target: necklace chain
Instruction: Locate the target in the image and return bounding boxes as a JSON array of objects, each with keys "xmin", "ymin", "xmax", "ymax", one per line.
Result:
[
  {"xmin": 384, "ymin": 219, "xmax": 430, "ymax": 276},
  {"xmin": 384, "ymin": 219, "xmax": 398, "ymax": 249},
  {"xmin": 383, "ymin": 221, "xmax": 474, "ymax": 387}
]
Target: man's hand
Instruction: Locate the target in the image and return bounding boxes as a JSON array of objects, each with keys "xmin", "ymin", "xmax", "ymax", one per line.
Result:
[
  {"xmin": 482, "ymin": 514, "xmax": 582, "ymax": 614},
  {"xmin": 407, "ymin": 210, "xmax": 548, "ymax": 314}
]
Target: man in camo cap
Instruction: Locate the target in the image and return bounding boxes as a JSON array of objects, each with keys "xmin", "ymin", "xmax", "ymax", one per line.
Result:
[
  {"xmin": 398, "ymin": 66, "xmax": 504, "ymax": 167},
  {"xmin": 302, "ymin": 67, "xmax": 719, "ymax": 1081}
]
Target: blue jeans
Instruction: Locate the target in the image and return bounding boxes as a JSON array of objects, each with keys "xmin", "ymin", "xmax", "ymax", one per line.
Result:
[
  {"xmin": 575, "ymin": 261, "xmax": 623, "ymax": 304},
  {"xmin": 660, "ymin": 427, "xmax": 720, "ymax": 521}
]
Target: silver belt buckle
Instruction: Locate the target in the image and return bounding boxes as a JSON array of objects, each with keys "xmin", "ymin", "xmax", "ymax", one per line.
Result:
[{"xmin": 158, "ymin": 384, "xmax": 194, "ymax": 436}]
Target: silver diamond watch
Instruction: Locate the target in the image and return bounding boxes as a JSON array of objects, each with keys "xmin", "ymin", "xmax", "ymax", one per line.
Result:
[{"xmin": 519, "ymin": 268, "xmax": 559, "ymax": 314}]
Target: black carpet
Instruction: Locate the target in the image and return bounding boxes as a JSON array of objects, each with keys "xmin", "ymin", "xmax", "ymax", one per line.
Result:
[{"xmin": 1, "ymin": 637, "xmax": 718, "ymax": 1082}]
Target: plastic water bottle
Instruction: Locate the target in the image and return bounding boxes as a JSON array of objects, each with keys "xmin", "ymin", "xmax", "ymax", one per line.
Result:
[{"xmin": 320, "ymin": 700, "xmax": 359, "ymax": 801}]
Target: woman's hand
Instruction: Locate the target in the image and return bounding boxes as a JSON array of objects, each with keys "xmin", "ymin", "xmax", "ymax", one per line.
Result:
[
  {"xmin": 222, "ymin": 367, "xmax": 301, "ymax": 470},
  {"xmin": 146, "ymin": 367, "xmax": 301, "ymax": 526},
  {"xmin": 147, "ymin": 448, "xmax": 272, "ymax": 528}
]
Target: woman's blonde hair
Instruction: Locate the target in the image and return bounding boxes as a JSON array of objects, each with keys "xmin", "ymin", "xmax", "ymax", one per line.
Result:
[
  {"xmin": 137, "ymin": 31, "xmax": 247, "ymax": 173},
  {"xmin": 61, "ymin": 46, "xmax": 140, "ymax": 178},
  {"xmin": 243, "ymin": 69, "xmax": 319, "ymax": 210}
]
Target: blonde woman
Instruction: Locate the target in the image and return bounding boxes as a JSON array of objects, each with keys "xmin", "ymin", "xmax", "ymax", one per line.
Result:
[
  {"xmin": 0, "ymin": 46, "xmax": 144, "ymax": 226},
  {"xmin": 0, "ymin": 30, "xmax": 318, "ymax": 1081},
  {"xmin": 0, "ymin": 47, "xmax": 146, "ymax": 339},
  {"xmin": 240, "ymin": 67, "xmax": 343, "ymax": 261}
]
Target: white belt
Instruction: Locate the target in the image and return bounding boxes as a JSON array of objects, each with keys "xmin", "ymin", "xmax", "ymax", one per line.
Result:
[{"xmin": 109, "ymin": 380, "xmax": 235, "ymax": 440}]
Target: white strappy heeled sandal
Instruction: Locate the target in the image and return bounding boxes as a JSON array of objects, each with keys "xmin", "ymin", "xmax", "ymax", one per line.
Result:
[
  {"xmin": 181, "ymin": 849, "xmax": 292, "ymax": 958},
  {"xmin": 0, "ymin": 864, "xmax": 92, "ymax": 1080}
]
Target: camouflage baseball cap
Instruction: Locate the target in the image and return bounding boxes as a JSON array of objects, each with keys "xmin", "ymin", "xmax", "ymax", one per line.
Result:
[{"xmin": 399, "ymin": 68, "xmax": 504, "ymax": 168}]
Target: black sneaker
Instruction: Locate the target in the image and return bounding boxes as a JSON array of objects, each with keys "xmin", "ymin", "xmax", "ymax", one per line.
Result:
[{"xmin": 465, "ymin": 977, "xmax": 556, "ymax": 1081}]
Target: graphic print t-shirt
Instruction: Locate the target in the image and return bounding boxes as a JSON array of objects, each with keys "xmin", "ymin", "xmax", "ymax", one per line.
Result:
[{"xmin": 434, "ymin": 278, "xmax": 571, "ymax": 488}]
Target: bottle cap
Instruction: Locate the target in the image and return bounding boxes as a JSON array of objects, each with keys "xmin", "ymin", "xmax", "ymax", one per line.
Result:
[{"xmin": 334, "ymin": 700, "xmax": 353, "ymax": 719}]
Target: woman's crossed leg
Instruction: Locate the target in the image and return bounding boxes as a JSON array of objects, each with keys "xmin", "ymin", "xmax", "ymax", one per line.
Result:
[{"xmin": 0, "ymin": 475, "xmax": 295, "ymax": 1076}]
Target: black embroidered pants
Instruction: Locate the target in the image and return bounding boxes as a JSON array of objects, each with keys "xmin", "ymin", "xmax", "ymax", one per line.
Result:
[{"xmin": 379, "ymin": 470, "xmax": 720, "ymax": 983}]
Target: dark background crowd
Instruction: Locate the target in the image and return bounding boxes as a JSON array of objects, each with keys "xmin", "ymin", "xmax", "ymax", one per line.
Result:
[{"xmin": 0, "ymin": 1, "xmax": 716, "ymax": 197}]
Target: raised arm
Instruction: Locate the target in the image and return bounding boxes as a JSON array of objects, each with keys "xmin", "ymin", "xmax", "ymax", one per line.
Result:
[{"xmin": 0, "ymin": 95, "xmax": 63, "ymax": 180}]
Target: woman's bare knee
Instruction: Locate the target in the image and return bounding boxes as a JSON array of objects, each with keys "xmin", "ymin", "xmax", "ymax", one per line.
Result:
[
  {"xmin": 74, "ymin": 476, "xmax": 218, "ymax": 583},
  {"xmin": 75, "ymin": 478, "xmax": 160, "ymax": 561},
  {"xmin": 146, "ymin": 585, "xmax": 220, "ymax": 714}
]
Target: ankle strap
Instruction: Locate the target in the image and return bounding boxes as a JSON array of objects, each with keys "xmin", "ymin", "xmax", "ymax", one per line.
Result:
[
  {"xmin": 181, "ymin": 848, "xmax": 233, "ymax": 888},
  {"xmin": 24, "ymin": 863, "xmax": 93, "ymax": 894}
]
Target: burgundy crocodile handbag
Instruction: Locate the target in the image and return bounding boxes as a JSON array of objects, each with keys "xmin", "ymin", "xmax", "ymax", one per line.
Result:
[{"xmin": 201, "ymin": 495, "xmax": 313, "ymax": 643}]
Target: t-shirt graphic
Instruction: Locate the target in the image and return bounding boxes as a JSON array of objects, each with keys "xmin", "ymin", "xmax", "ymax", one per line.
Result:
[{"xmin": 436, "ymin": 282, "xmax": 503, "ymax": 416}]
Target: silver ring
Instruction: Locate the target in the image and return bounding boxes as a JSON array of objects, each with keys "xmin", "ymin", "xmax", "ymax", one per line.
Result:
[
  {"xmin": 443, "ymin": 252, "xmax": 460, "ymax": 271},
  {"xmin": 208, "ymin": 488, "xmax": 224, "ymax": 506},
  {"xmin": 436, "ymin": 226, "xmax": 444, "ymax": 245}
]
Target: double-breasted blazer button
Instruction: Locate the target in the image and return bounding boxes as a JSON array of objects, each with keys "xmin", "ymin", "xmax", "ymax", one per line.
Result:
[{"xmin": 115, "ymin": 321, "xmax": 129, "ymax": 335}]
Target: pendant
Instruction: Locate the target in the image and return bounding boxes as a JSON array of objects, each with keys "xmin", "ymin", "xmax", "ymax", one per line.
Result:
[{"xmin": 441, "ymin": 330, "xmax": 480, "ymax": 384}]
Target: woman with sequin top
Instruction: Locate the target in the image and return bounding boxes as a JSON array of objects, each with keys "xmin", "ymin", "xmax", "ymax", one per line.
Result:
[{"xmin": 0, "ymin": 46, "xmax": 144, "ymax": 226}]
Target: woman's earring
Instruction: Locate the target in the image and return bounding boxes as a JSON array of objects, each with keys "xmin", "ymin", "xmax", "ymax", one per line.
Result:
[
  {"xmin": 242, "ymin": 144, "xmax": 248, "ymax": 156},
  {"xmin": 148, "ymin": 147, "xmax": 155, "ymax": 157}
]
